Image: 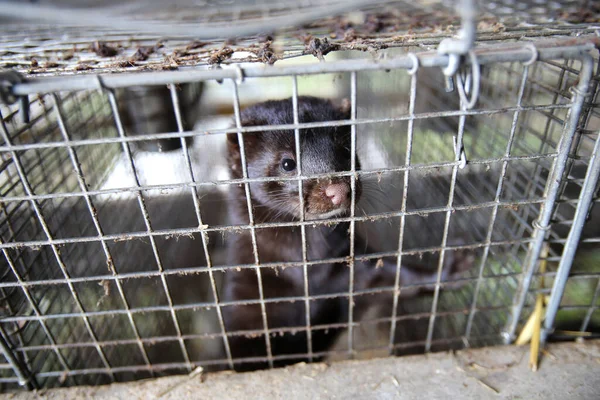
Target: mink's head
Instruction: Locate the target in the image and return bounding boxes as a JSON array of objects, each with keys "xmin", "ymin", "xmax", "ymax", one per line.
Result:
[{"xmin": 227, "ymin": 96, "xmax": 361, "ymax": 221}]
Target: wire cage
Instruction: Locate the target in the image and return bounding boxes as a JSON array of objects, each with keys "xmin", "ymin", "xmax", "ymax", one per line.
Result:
[{"xmin": 0, "ymin": 0, "xmax": 599, "ymax": 392}]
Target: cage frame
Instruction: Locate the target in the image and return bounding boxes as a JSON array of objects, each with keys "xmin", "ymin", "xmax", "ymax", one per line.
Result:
[{"xmin": 0, "ymin": 26, "xmax": 599, "ymax": 389}]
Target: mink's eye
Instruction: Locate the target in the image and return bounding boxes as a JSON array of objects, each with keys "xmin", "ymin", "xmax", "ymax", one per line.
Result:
[{"xmin": 281, "ymin": 158, "xmax": 296, "ymax": 172}]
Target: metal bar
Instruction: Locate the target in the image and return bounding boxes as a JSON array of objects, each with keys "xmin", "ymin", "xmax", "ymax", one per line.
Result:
[
  {"xmin": 51, "ymin": 93, "xmax": 154, "ymax": 375},
  {"xmin": 0, "ymin": 152, "xmax": 559, "ymax": 205},
  {"xmin": 0, "ymin": 250, "xmax": 541, "ymax": 301},
  {"xmin": 231, "ymin": 79, "xmax": 274, "ymax": 368},
  {"xmin": 104, "ymin": 88, "xmax": 164, "ymax": 376},
  {"xmin": 388, "ymin": 64, "xmax": 417, "ymax": 352},
  {"xmin": 0, "ymin": 199, "xmax": 546, "ymax": 250},
  {"xmin": 291, "ymin": 76, "xmax": 313, "ymax": 361},
  {"xmin": 464, "ymin": 63, "xmax": 530, "ymax": 340},
  {"xmin": 541, "ymin": 102, "xmax": 600, "ymax": 342},
  {"xmin": 145, "ymin": 85, "xmax": 198, "ymax": 373},
  {"xmin": 506, "ymin": 55, "xmax": 559, "ymax": 280},
  {"xmin": 9, "ymin": 37, "xmax": 599, "ymax": 96},
  {"xmin": 571, "ymin": 65, "xmax": 600, "ymax": 336},
  {"xmin": 0, "ymin": 103, "xmax": 572, "ymax": 153},
  {"xmin": 14, "ymin": 332, "xmax": 509, "ymax": 378},
  {"xmin": 168, "ymin": 83, "xmax": 234, "ymax": 369},
  {"xmin": 545, "ymin": 58, "xmax": 585, "ymax": 247},
  {"xmin": 506, "ymin": 53, "xmax": 595, "ymax": 341},
  {"xmin": 347, "ymin": 70, "xmax": 358, "ymax": 357},
  {"xmin": 0, "ymin": 237, "xmax": 538, "ymax": 292},
  {"xmin": 424, "ymin": 68, "xmax": 468, "ymax": 352},
  {"xmin": 9, "ymin": 304, "xmax": 516, "ymax": 354},
  {"xmin": 531, "ymin": 56, "xmax": 595, "ymax": 245},
  {"xmin": 3, "ymin": 279, "xmax": 505, "ymax": 325},
  {"xmin": 580, "ymin": 278, "xmax": 600, "ymax": 333},
  {"xmin": 0, "ymin": 324, "xmax": 35, "ymax": 389}
]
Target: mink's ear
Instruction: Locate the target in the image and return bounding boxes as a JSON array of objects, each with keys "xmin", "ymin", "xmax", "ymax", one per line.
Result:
[
  {"xmin": 240, "ymin": 115, "xmax": 268, "ymax": 129},
  {"xmin": 227, "ymin": 131, "xmax": 239, "ymax": 148},
  {"xmin": 227, "ymin": 131, "xmax": 239, "ymax": 145},
  {"xmin": 227, "ymin": 116, "xmax": 266, "ymax": 152}
]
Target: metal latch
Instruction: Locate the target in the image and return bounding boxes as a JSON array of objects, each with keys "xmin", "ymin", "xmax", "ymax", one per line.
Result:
[{"xmin": 0, "ymin": 70, "xmax": 29, "ymax": 123}]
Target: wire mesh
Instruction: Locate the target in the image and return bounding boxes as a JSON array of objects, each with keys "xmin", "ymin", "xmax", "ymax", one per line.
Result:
[
  {"xmin": 0, "ymin": 0, "xmax": 599, "ymax": 393},
  {"xmin": 1, "ymin": 40, "xmax": 598, "ymax": 389}
]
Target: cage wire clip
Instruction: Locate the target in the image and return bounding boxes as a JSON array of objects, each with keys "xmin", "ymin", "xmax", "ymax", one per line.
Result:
[
  {"xmin": 233, "ymin": 65, "xmax": 245, "ymax": 85},
  {"xmin": 523, "ymin": 43, "xmax": 539, "ymax": 66},
  {"xmin": 455, "ymin": 51, "xmax": 481, "ymax": 110},
  {"xmin": 437, "ymin": 0, "xmax": 477, "ymax": 92},
  {"xmin": 407, "ymin": 53, "xmax": 420, "ymax": 75},
  {"xmin": 0, "ymin": 70, "xmax": 29, "ymax": 123},
  {"xmin": 453, "ymin": 135, "xmax": 467, "ymax": 169}
]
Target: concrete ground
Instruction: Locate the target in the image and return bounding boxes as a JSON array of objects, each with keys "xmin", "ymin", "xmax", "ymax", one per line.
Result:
[{"xmin": 4, "ymin": 340, "xmax": 600, "ymax": 400}]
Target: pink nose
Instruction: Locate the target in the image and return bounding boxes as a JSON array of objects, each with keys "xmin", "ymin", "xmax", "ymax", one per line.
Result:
[{"xmin": 325, "ymin": 183, "xmax": 350, "ymax": 206}]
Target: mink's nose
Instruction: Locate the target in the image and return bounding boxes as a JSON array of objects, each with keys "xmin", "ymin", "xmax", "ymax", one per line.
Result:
[{"xmin": 325, "ymin": 183, "xmax": 350, "ymax": 206}]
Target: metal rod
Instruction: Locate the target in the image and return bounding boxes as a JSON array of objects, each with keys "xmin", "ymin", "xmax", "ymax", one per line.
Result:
[
  {"xmin": 506, "ymin": 53, "xmax": 595, "ymax": 341},
  {"xmin": 291, "ymin": 76, "xmax": 313, "ymax": 361},
  {"xmin": 9, "ymin": 305, "xmax": 516, "ymax": 354},
  {"xmin": 104, "ymin": 88, "xmax": 163, "ymax": 376},
  {"xmin": 541, "ymin": 100, "xmax": 600, "ymax": 342},
  {"xmin": 0, "ymin": 199, "xmax": 546, "ymax": 251},
  {"xmin": 19, "ymin": 332, "xmax": 507, "ymax": 379},
  {"xmin": 231, "ymin": 79, "xmax": 274, "ymax": 368},
  {"xmin": 424, "ymin": 56, "xmax": 470, "ymax": 352},
  {"xmin": 0, "ymin": 237, "xmax": 544, "ymax": 293},
  {"xmin": 388, "ymin": 65, "xmax": 417, "ymax": 352},
  {"xmin": 0, "ymin": 325, "xmax": 36, "ymax": 389},
  {"xmin": 464, "ymin": 63, "xmax": 530, "ymax": 340},
  {"xmin": 0, "ymin": 104, "xmax": 571, "ymax": 153},
  {"xmin": 3, "ymin": 278, "xmax": 510, "ymax": 324},
  {"xmin": 580, "ymin": 278, "xmax": 600, "ymax": 333},
  {"xmin": 168, "ymin": 83, "xmax": 234, "ymax": 370},
  {"xmin": 0, "ymin": 152, "xmax": 559, "ymax": 205},
  {"xmin": 9, "ymin": 37, "xmax": 598, "ymax": 97},
  {"xmin": 347, "ymin": 70, "xmax": 358, "ymax": 357}
]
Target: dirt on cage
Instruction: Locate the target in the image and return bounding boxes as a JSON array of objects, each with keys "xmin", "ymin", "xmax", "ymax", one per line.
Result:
[{"xmin": 0, "ymin": 0, "xmax": 598, "ymax": 75}]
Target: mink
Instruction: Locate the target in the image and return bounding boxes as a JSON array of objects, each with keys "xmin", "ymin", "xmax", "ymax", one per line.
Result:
[{"xmin": 221, "ymin": 96, "xmax": 474, "ymax": 371}]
